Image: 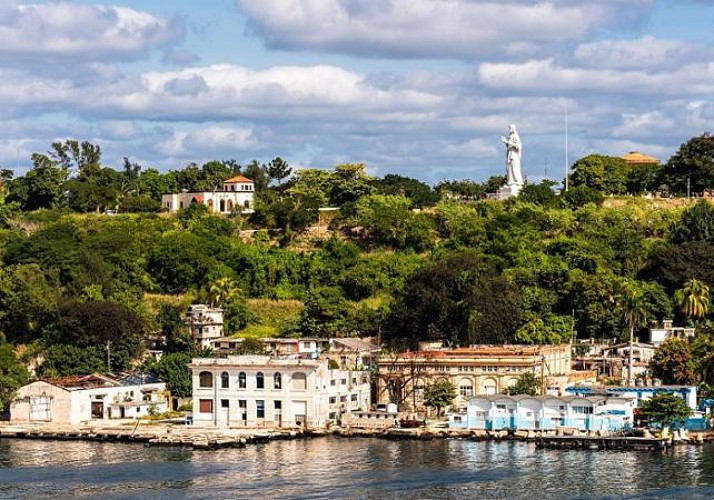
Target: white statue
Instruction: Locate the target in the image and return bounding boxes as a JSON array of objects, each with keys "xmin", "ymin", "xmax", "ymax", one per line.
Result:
[{"xmin": 501, "ymin": 124, "xmax": 523, "ymax": 186}]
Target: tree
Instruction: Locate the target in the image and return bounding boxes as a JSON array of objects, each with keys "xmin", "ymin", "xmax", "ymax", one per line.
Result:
[
  {"xmin": 375, "ymin": 174, "xmax": 440, "ymax": 208},
  {"xmin": 661, "ymin": 132, "xmax": 714, "ymax": 194},
  {"xmin": 649, "ymin": 338, "xmax": 696, "ymax": 385},
  {"xmin": 423, "ymin": 379, "xmax": 456, "ymax": 416},
  {"xmin": 616, "ymin": 279, "xmax": 648, "ymax": 385},
  {"xmin": 518, "ymin": 180, "xmax": 560, "ymax": 207},
  {"xmin": 244, "ymin": 160, "xmax": 269, "ymax": 192},
  {"xmin": 152, "ymin": 352, "xmax": 192, "ymax": 398},
  {"xmin": 266, "ymin": 157, "xmax": 292, "ymax": 186},
  {"xmin": 671, "ymin": 199, "xmax": 714, "ymax": 244},
  {"xmin": 504, "ymin": 372, "xmax": 541, "ymax": 396},
  {"xmin": 207, "ymin": 277, "xmax": 240, "ymax": 308},
  {"xmin": 638, "ymin": 392, "xmax": 692, "ymax": 427},
  {"xmin": 354, "ymin": 194, "xmax": 435, "ymax": 251},
  {"xmin": 675, "ymin": 278, "xmax": 710, "ymax": 321},
  {"xmin": 0, "ymin": 333, "xmax": 30, "ymax": 413},
  {"xmin": 569, "ymin": 154, "xmax": 630, "ymax": 194}
]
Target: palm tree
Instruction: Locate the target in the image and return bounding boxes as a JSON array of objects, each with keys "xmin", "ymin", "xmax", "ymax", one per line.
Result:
[
  {"xmin": 207, "ymin": 277, "xmax": 240, "ymax": 308},
  {"xmin": 675, "ymin": 278, "xmax": 710, "ymax": 322},
  {"xmin": 616, "ymin": 280, "xmax": 647, "ymax": 386}
]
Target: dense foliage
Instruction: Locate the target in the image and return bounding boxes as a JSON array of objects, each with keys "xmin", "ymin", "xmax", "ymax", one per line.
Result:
[{"xmin": 1, "ymin": 134, "xmax": 714, "ymax": 390}]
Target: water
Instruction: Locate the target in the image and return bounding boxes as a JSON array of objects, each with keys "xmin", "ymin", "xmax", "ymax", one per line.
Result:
[{"xmin": 1, "ymin": 437, "xmax": 714, "ymax": 499}]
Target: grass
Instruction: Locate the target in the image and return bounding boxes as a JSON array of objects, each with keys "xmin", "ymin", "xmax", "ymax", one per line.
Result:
[{"xmin": 236, "ymin": 298, "xmax": 304, "ymax": 338}]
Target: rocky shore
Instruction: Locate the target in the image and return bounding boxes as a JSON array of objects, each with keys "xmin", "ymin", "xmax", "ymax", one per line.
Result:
[{"xmin": 2, "ymin": 422, "xmax": 713, "ymax": 450}]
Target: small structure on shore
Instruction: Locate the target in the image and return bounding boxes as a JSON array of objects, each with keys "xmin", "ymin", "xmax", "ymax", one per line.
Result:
[
  {"xmin": 448, "ymin": 394, "xmax": 634, "ymax": 432},
  {"xmin": 10, "ymin": 372, "xmax": 167, "ymax": 425}
]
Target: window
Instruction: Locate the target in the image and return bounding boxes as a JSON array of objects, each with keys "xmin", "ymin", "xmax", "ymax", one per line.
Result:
[
  {"xmin": 340, "ymin": 396, "xmax": 347, "ymax": 403},
  {"xmin": 329, "ymin": 397, "xmax": 337, "ymax": 404},
  {"xmin": 351, "ymin": 394, "xmax": 357, "ymax": 402},
  {"xmin": 256, "ymin": 400, "xmax": 265, "ymax": 419},
  {"xmin": 238, "ymin": 372, "xmax": 246, "ymax": 389},
  {"xmin": 256, "ymin": 372, "xmax": 264, "ymax": 389},
  {"xmin": 330, "ymin": 380, "xmax": 336, "ymax": 386},
  {"xmin": 239, "ymin": 400, "xmax": 247, "ymax": 420},
  {"xmin": 274, "ymin": 400, "xmax": 282, "ymax": 410},
  {"xmin": 199, "ymin": 399, "xmax": 213, "ymax": 414},
  {"xmin": 341, "ymin": 378, "xmax": 347, "ymax": 385},
  {"xmin": 274, "ymin": 372, "xmax": 282, "ymax": 390},
  {"xmin": 292, "ymin": 372, "xmax": 307, "ymax": 390},
  {"xmin": 459, "ymin": 385, "xmax": 473, "ymax": 398},
  {"xmin": 199, "ymin": 371, "xmax": 213, "ymax": 388},
  {"xmin": 221, "ymin": 372, "xmax": 229, "ymax": 389}
]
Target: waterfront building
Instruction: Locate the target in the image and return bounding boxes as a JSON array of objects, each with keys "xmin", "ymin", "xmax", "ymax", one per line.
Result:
[
  {"xmin": 190, "ymin": 355, "xmax": 371, "ymax": 428},
  {"xmin": 448, "ymin": 394, "xmax": 635, "ymax": 432},
  {"xmin": 161, "ymin": 175, "xmax": 254, "ymax": 214},
  {"xmin": 10, "ymin": 373, "xmax": 166, "ymax": 425},
  {"xmin": 376, "ymin": 343, "xmax": 586, "ymax": 413},
  {"xmin": 186, "ymin": 304, "xmax": 224, "ymax": 348},
  {"xmin": 565, "ymin": 385, "xmax": 698, "ymax": 410},
  {"xmin": 647, "ymin": 320, "xmax": 695, "ymax": 346}
]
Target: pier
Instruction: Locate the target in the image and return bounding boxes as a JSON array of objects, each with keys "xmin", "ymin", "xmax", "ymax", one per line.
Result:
[{"xmin": 535, "ymin": 435, "xmax": 668, "ymax": 451}]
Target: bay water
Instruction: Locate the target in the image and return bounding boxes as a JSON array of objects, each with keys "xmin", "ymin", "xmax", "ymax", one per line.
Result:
[{"xmin": 1, "ymin": 437, "xmax": 713, "ymax": 499}]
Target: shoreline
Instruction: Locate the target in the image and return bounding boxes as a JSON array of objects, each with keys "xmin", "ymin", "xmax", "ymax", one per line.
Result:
[{"xmin": 2, "ymin": 422, "xmax": 714, "ymax": 451}]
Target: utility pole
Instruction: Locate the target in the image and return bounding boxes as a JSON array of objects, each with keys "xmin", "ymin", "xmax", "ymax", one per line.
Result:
[
  {"xmin": 564, "ymin": 103, "xmax": 569, "ymax": 192},
  {"xmin": 106, "ymin": 341, "xmax": 111, "ymax": 372}
]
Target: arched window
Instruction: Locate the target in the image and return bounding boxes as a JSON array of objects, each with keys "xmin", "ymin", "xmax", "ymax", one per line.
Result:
[
  {"xmin": 199, "ymin": 371, "xmax": 213, "ymax": 388},
  {"xmin": 221, "ymin": 371, "xmax": 229, "ymax": 389},
  {"xmin": 238, "ymin": 372, "xmax": 246, "ymax": 389},
  {"xmin": 274, "ymin": 372, "xmax": 282, "ymax": 390},
  {"xmin": 256, "ymin": 372, "xmax": 264, "ymax": 389},
  {"xmin": 292, "ymin": 372, "xmax": 307, "ymax": 390}
]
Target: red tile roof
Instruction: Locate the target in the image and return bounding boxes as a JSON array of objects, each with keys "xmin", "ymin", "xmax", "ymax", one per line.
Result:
[{"xmin": 224, "ymin": 175, "xmax": 253, "ymax": 183}]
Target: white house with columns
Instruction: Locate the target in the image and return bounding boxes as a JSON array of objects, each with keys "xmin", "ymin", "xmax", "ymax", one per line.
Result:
[
  {"xmin": 162, "ymin": 175, "xmax": 254, "ymax": 214},
  {"xmin": 190, "ymin": 355, "xmax": 371, "ymax": 428}
]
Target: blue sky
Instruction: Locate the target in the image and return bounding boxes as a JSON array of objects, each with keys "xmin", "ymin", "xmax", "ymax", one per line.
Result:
[{"xmin": 1, "ymin": 0, "xmax": 714, "ymax": 184}]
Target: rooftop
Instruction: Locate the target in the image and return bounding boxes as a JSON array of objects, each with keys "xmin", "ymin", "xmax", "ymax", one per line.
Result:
[
  {"xmin": 41, "ymin": 372, "xmax": 161, "ymax": 390},
  {"xmin": 621, "ymin": 151, "xmax": 660, "ymax": 164},
  {"xmin": 224, "ymin": 175, "xmax": 253, "ymax": 183}
]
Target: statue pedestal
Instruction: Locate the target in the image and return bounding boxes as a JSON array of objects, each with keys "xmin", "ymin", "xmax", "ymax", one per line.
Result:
[{"xmin": 497, "ymin": 183, "xmax": 522, "ymax": 200}]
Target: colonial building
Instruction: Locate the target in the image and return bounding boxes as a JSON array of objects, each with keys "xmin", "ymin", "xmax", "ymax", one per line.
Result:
[
  {"xmin": 376, "ymin": 344, "xmax": 575, "ymax": 412},
  {"xmin": 161, "ymin": 175, "xmax": 254, "ymax": 214},
  {"xmin": 621, "ymin": 151, "xmax": 660, "ymax": 165},
  {"xmin": 448, "ymin": 394, "xmax": 635, "ymax": 432},
  {"xmin": 190, "ymin": 355, "xmax": 371, "ymax": 428},
  {"xmin": 10, "ymin": 373, "xmax": 166, "ymax": 425},
  {"xmin": 186, "ymin": 304, "xmax": 224, "ymax": 348}
]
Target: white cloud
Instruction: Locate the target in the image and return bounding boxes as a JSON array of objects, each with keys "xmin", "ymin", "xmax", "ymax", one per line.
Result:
[
  {"xmin": 236, "ymin": 0, "xmax": 650, "ymax": 59},
  {"xmin": 573, "ymin": 36, "xmax": 714, "ymax": 70},
  {"xmin": 478, "ymin": 59, "xmax": 714, "ymax": 96},
  {"xmin": 0, "ymin": 3, "xmax": 183, "ymax": 61},
  {"xmin": 154, "ymin": 126, "xmax": 259, "ymax": 156}
]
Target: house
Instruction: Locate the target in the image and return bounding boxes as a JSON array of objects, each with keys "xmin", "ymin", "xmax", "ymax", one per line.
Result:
[
  {"xmin": 186, "ymin": 304, "xmax": 224, "ymax": 348},
  {"xmin": 324, "ymin": 337, "xmax": 379, "ymax": 371},
  {"xmin": 648, "ymin": 320, "xmax": 695, "ymax": 346},
  {"xmin": 10, "ymin": 373, "xmax": 167, "ymax": 425},
  {"xmin": 161, "ymin": 175, "xmax": 254, "ymax": 214},
  {"xmin": 621, "ymin": 151, "xmax": 660, "ymax": 165},
  {"xmin": 376, "ymin": 344, "xmax": 580, "ymax": 413},
  {"xmin": 190, "ymin": 355, "xmax": 371, "ymax": 428},
  {"xmin": 565, "ymin": 385, "xmax": 698, "ymax": 410},
  {"xmin": 448, "ymin": 394, "xmax": 635, "ymax": 432}
]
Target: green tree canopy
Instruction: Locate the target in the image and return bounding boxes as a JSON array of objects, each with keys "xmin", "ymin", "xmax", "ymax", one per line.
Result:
[
  {"xmin": 662, "ymin": 132, "xmax": 714, "ymax": 194},
  {"xmin": 649, "ymin": 338, "xmax": 696, "ymax": 385},
  {"xmin": 638, "ymin": 392, "xmax": 692, "ymax": 427},
  {"xmin": 423, "ymin": 379, "xmax": 456, "ymax": 416},
  {"xmin": 504, "ymin": 371, "xmax": 541, "ymax": 396}
]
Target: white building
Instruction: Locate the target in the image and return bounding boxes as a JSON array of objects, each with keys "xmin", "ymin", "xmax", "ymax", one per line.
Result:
[
  {"xmin": 10, "ymin": 373, "xmax": 167, "ymax": 425},
  {"xmin": 190, "ymin": 355, "xmax": 371, "ymax": 428},
  {"xmin": 449, "ymin": 394, "xmax": 635, "ymax": 432},
  {"xmin": 648, "ymin": 320, "xmax": 695, "ymax": 346},
  {"xmin": 186, "ymin": 304, "xmax": 224, "ymax": 348},
  {"xmin": 162, "ymin": 175, "xmax": 254, "ymax": 214}
]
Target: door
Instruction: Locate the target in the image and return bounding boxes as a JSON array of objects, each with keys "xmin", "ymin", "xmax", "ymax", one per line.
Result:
[
  {"xmin": 219, "ymin": 399, "xmax": 229, "ymax": 426},
  {"xmin": 292, "ymin": 400, "xmax": 307, "ymax": 427},
  {"xmin": 29, "ymin": 396, "xmax": 51, "ymax": 422}
]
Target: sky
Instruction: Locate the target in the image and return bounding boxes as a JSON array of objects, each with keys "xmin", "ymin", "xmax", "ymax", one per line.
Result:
[{"xmin": 1, "ymin": 0, "xmax": 714, "ymax": 184}]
